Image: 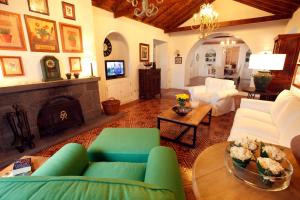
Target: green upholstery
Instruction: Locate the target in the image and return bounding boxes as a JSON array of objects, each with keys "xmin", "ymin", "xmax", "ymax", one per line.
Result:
[
  {"xmin": 32, "ymin": 143, "xmax": 88, "ymax": 176},
  {"xmin": 0, "ymin": 176, "xmax": 176, "ymax": 200},
  {"xmin": 145, "ymin": 146, "xmax": 185, "ymax": 200},
  {"xmin": 1, "ymin": 128, "xmax": 185, "ymax": 200},
  {"xmin": 83, "ymin": 162, "xmax": 146, "ymax": 181},
  {"xmin": 88, "ymin": 128, "xmax": 160, "ymax": 162}
]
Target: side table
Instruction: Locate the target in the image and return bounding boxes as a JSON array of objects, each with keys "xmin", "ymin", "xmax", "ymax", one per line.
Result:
[
  {"xmin": 242, "ymin": 87, "xmax": 279, "ymax": 101},
  {"xmin": 192, "ymin": 142, "xmax": 300, "ymax": 200},
  {"xmin": 0, "ymin": 156, "xmax": 48, "ymax": 177}
]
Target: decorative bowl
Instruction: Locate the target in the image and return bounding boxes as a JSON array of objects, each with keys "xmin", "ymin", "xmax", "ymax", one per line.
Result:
[
  {"xmin": 225, "ymin": 144, "xmax": 293, "ymax": 191},
  {"xmin": 172, "ymin": 106, "xmax": 192, "ymax": 116}
]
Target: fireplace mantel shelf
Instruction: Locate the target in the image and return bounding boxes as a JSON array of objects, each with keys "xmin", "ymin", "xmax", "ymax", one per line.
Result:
[{"xmin": 0, "ymin": 77, "xmax": 100, "ymax": 95}]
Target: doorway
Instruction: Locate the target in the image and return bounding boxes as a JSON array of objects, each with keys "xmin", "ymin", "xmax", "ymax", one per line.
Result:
[{"xmin": 153, "ymin": 39, "xmax": 169, "ymax": 88}]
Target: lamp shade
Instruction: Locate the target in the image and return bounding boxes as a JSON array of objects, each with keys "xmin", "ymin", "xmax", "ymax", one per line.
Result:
[{"xmin": 249, "ymin": 54, "xmax": 286, "ymax": 70}]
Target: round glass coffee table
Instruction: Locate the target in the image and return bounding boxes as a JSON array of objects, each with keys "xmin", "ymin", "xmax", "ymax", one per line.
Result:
[{"xmin": 192, "ymin": 142, "xmax": 300, "ymax": 200}]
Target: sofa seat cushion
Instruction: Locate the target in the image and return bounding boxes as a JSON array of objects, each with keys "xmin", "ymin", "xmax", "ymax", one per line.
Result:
[
  {"xmin": 84, "ymin": 162, "xmax": 146, "ymax": 182},
  {"xmin": 87, "ymin": 128, "xmax": 160, "ymax": 162},
  {"xmin": 230, "ymin": 117, "xmax": 279, "ymax": 144},
  {"xmin": 0, "ymin": 176, "xmax": 175, "ymax": 200},
  {"xmin": 235, "ymin": 108, "xmax": 273, "ymax": 124}
]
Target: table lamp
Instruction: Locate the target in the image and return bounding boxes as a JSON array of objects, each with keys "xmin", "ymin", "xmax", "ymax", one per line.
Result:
[{"xmin": 249, "ymin": 54, "xmax": 286, "ymax": 91}]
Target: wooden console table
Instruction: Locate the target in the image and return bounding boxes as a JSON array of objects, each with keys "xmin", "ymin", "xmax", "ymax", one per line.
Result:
[
  {"xmin": 242, "ymin": 87, "xmax": 280, "ymax": 101},
  {"xmin": 192, "ymin": 142, "xmax": 300, "ymax": 200}
]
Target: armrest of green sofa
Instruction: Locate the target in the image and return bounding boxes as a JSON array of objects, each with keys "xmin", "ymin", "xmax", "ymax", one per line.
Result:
[
  {"xmin": 144, "ymin": 146, "xmax": 185, "ymax": 200},
  {"xmin": 32, "ymin": 143, "xmax": 89, "ymax": 176}
]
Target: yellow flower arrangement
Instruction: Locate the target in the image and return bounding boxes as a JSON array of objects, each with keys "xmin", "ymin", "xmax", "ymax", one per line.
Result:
[{"xmin": 176, "ymin": 94, "xmax": 189, "ymax": 107}]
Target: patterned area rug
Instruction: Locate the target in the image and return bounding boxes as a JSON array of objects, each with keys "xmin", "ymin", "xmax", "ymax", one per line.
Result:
[{"xmin": 35, "ymin": 98, "xmax": 240, "ymax": 199}]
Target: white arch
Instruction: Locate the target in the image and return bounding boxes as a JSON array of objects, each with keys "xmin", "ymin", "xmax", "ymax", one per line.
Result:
[{"xmin": 184, "ymin": 32, "xmax": 252, "ymax": 86}]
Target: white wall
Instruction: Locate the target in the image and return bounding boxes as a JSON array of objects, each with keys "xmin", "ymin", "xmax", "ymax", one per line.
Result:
[
  {"xmin": 0, "ymin": 0, "xmax": 97, "ymax": 86},
  {"xmin": 93, "ymin": 8, "xmax": 169, "ymax": 103},
  {"xmin": 285, "ymin": 8, "xmax": 300, "ymax": 34}
]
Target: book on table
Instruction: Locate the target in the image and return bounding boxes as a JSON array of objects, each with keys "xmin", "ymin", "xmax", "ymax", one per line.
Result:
[{"xmin": 12, "ymin": 158, "xmax": 32, "ymax": 176}]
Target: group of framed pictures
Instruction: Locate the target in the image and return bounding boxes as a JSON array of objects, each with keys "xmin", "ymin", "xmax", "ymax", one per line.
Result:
[
  {"xmin": 0, "ymin": 0, "xmax": 82, "ymax": 76},
  {"xmin": 1, "ymin": 0, "xmax": 76, "ymax": 20}
]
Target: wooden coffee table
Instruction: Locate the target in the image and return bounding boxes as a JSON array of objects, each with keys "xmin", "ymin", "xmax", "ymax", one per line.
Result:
[
  {"xmin": 192, "ymin": 142, "xmax": 300, "ymax": 200},
  {"xmin": 0, "ymin": 156, "xmax": 48, "ymax": 177},
  {"xmin": 157, "ymin": 104, "xmax": 212, "ymax": 148}
]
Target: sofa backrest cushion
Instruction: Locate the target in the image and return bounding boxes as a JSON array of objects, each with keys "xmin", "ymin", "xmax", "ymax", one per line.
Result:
[
  {"xmin": 276, "ymin": 97, "xmax": 300, "ymax": 147},
  {"xmin": 205, "ymin": 77, "xmax": 235, "ymax": 93},
  {"xmin": 0, "ymin": 176, "xmax": 176, "ymax": 200},
  {"xmin": 270, "ymin": 90, "xmax": 293, "ymax": 123},
  {"xmin": 32, "ymin": 143, "xmax": 89, "ymax": 176}
]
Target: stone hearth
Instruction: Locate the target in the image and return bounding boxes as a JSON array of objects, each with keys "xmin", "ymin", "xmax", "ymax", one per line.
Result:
[{"xmin": 0, "ymin": 77, "xmax": 102, "ymax": 152}]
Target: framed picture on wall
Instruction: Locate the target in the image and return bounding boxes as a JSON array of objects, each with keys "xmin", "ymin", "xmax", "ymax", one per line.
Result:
[
  {"xmin": 69, "ymin": 57, "xmax": 81, "ymax": 72},
  {"xmin": 27, "ymin": 0, "xmax": 49, "ymax": 15},
  {"xmin": 292, "ymin": 65, "xmax": 300, "ymax": 89},
  {"xmin": 59, "ymin": 23, "xmax": 83, "ymax": 52},
  {"xmin": 298, "ymin": 53, "xmax": 300, "ymax": 64},
  {"xmin": 24, "ymin": 15, "xmax": 59, "ymax": 52},
  {"xmin": 139, "ymin": 43, "xmax": 149, "ymax": 62},
  {"xmin": 62, "ymin": 1, "xmax": 76, "ymax": 20},
  {"xmin": 175, "ymin": 56, "xmax": 182, "ymax": 64},
  {"xmin": 0, "ymin": 56, "xmax": 24, "ymax": 76},
  {"xmin": 0, "ymin": 10, "xmax": 27, "ymax": 51},
  {"xmin": 0, "ymin": 0, "xmax": 8, "ymax": 5}
]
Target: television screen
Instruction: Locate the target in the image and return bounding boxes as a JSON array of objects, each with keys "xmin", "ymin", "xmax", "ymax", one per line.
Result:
[{"xmin": 105, "ymin": 60, "xmax": 125, "ymax": 79}]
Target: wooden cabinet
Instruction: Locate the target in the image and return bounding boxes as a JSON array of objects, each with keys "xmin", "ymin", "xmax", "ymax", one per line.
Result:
[
  {"xmin": 269, "ymin": 33, "xmax": 300, "ymax": 92},
  {"xmin": 139, "ymin": 69, "xmax": 161, "ymax": 99}
]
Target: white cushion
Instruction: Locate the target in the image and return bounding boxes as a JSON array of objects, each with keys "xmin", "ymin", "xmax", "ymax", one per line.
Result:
[
  {"xmin": 236, "ymin": 108, "xmax": 273, "ymax": 124},
  {"xmin": 205, "ymin": 77, "xmax": 235, "ymax": 93},
  {"xmin": 230, "ymin": 116, "xmax": 279, "ymax": 143},
  {"xmin": 276, "ymin": 97, "xmax": 300, "ymax": 147},
  {"xmin": 271, "ymin": 90, "xmax": 293, "ymax": 124}
]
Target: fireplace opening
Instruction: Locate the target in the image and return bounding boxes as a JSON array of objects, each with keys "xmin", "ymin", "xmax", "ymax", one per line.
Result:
[{"xmin": 37, "ymin": 96, "xmax": 84, "ymax": 137}]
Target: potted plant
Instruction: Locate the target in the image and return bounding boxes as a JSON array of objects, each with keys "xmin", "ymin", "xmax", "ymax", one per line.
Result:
[
  {"xmin": 65, "ymin": 73, "xmax": 71, "ymax": 80},
  {"xmin": 73, "ymin": 72, "xmax": 79, "ymax": 79}
]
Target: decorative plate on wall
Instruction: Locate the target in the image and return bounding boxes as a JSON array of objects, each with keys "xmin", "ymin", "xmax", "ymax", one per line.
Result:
[{"xmin": 103, "ymin": 38, "xmax": 112, "ymax": 57}]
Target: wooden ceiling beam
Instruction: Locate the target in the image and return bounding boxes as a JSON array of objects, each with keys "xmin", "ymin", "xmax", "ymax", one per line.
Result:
[
  {"xmin": 164, "ymin": 0, "xmax": 215, "ymax": 30},
  {"xmin": 165, "ymin": 15, "xmax": 291, "ymax": 33},
  {"xmin": 153, "ymin": 0, "xmax": 204, "ymax": 28},
  {"xmin": 114, "ymin": 4, "xmax": 133, "ymax": 18},
  {"xmin": 234, "ymin": 0, "xmax": 291, "ymax": 15}
]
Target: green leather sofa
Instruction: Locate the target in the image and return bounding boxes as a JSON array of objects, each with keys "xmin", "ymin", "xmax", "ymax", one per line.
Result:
[{"xmin": 0, "ymin": 143, "xmax": 185, "ymax": 200}]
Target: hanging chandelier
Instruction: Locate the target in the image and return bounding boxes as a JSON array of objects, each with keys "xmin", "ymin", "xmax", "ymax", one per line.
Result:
[
  {"xmin": 127, "ymin": 0, "xmax": 163, "ymax": 17},
  {"xmin": 191, "ymin": 3, "xmax": 219, "ymax": 39}
]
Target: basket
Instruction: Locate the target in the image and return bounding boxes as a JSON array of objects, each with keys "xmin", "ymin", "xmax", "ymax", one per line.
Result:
[{"xmin": 101, "ymin": 98, "xmax": 120, "ymax": 115}]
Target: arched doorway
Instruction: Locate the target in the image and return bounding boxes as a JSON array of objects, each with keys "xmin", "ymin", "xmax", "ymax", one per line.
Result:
[
  {"xmin": 185, "ymin": 33, "xmax": 252, "ymax": 88},
  {"xmin": 102, "ymin": 32, "xmax": 131, "ymax": 103}
]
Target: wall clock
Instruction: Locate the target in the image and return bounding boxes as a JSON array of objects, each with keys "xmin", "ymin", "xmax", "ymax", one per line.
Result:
[
  {"xmin": 103, "ymin": 38, "xmax": 112, "ymax": 57},
  {"xmin": 41, "ymin": 56, "xmax": 63, "ymax": 82}
]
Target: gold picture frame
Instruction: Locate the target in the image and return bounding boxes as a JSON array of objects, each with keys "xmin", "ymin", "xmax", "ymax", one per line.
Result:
[
  {"xmin": 0, "ymin": 56, "xmax": 24, "ymax": 76},
  {"xmin": 27, "ymin": 0, "xmax": 49, "ymax": 15},
  {"xmin": 139, "ymin": 43, "xmax": 149, "ymax": 62},
  {"xmin": 60, "ymin": 23, "xmax": 83, "ymax": 53},
  {"xmin": 292, "ymin": 65, "xmax": 300, "ymax": 89},
  {"xmin": 0, "ymin": 0, "xmax": 8, "ymax": 5},
  {"xmin": 24, "ymin": 15, "xmax": 59, "ymax": 52},
  {"xmin": 0, "ymin": 10, "xmax": 27, "ymax": 51},
  {"xmin": 69, "ymin": 57, "xmax": 81, "ymax": 72},
  {"xmin": 62, "ymin": 1, "xmax": 76, "ymax": 20}
]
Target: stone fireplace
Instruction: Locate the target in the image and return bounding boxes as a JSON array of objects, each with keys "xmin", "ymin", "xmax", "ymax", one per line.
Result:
[
  {"xmin": 0, "ymin": 77, "xmax": 101, "ymax": 152},
  {"xmin": 37, "ymin": 96, "xmax": 84, "ymax": 137}
]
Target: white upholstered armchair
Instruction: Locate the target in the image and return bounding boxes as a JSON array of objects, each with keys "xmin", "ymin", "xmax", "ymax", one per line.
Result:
[{"xmin": 188, "ymin": 77, "xmax": 238, "ymax": 116}]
